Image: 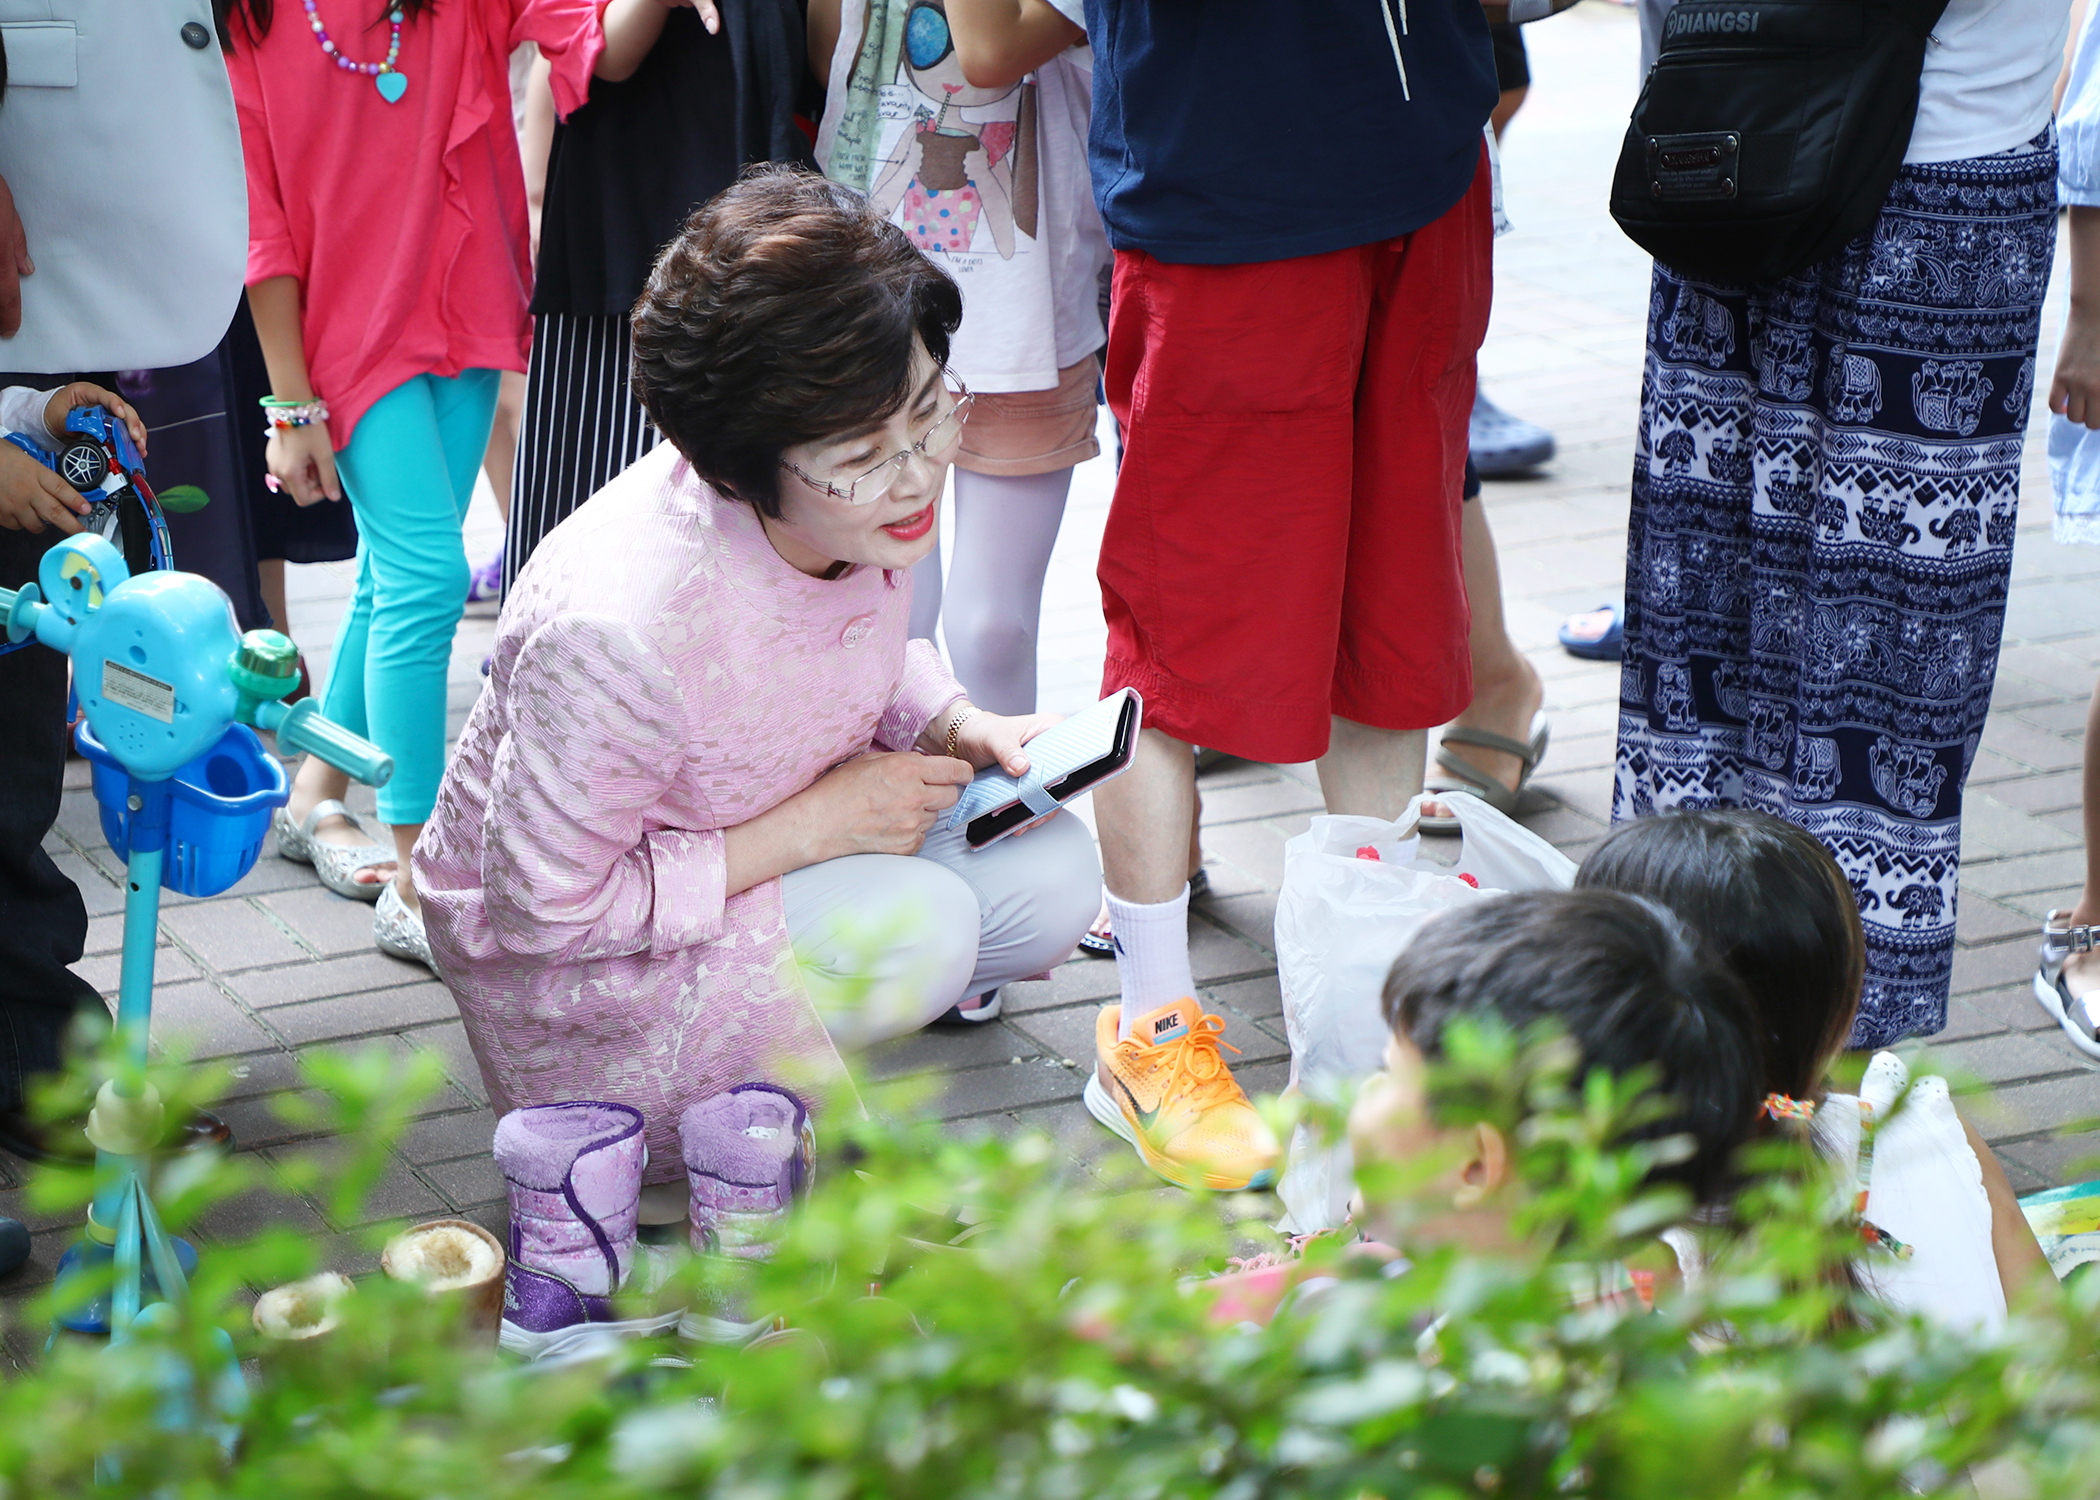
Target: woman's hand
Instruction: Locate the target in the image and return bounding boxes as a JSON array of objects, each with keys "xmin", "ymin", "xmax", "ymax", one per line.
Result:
[
  {"xmin": 43, "ymin": 382, "xmax": 146, "ymax": 455},
  {"xmin": 723, "ymin": 750, "xmax": 973, "ymax": 897},
  {"xmin": 951, "ymin": 709, "xmax": 1061, "ymax": 776},
  {"xmin": 803, "ymin": 749, "xmax": 974, "ymax": 860},
  {"xmin": 266, "ymin": 423, "xmax": 342, "ymax": 507},
  {"xmin": 0, "ymin": 439, "xmax": 89, "ymax": 533}
]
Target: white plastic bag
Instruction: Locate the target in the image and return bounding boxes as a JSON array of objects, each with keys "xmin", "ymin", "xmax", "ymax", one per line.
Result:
[{"xmin": 1273, "ymin": 791, "xmax": 1576, "ymax": 1232}]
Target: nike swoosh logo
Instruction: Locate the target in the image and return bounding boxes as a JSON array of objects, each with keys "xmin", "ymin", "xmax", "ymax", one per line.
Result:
[{"xmin": 1113, "ymin": 1072, "xmax": 1161, "ymax": 1131}]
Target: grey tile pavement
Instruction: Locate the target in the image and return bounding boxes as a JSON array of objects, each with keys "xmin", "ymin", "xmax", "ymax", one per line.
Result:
[{"xmin": 7, "ymin": 0, "xmax": 2100, "ymax": 1350}]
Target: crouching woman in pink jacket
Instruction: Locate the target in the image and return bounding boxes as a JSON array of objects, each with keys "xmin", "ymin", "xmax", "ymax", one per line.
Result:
[{"xmin": 414, "ymin": 168, "xmax": 1101, "ymax": 1177}]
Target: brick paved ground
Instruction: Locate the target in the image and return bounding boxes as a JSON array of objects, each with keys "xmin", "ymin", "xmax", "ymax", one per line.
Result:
[{"xmin": 7, "ymin": 0, "xmax": 2100, "ymax": 1360}]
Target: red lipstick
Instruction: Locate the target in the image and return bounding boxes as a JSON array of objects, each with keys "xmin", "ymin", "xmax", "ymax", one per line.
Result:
[{"xmin": 882, "ymin": 505, "xmax": 936, "ymax": 542}]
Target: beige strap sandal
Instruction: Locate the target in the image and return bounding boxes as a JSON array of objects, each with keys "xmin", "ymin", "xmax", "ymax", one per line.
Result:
[
  {"xmin": 1423, "ymin": 711, "xmax": 1551, "ymax": 834},
  {"xmin": 273, "ymin": 799, "xmax": 396, "ymax": 902}
]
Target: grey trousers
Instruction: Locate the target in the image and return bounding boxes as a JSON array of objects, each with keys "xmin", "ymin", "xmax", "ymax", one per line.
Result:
[{"xmin": 780, "ymin": 808, "xmax": 1100, "ymax": 1049}]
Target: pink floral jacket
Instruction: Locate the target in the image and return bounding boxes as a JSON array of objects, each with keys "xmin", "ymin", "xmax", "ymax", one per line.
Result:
[{"xmin": 415, "ymin": 446, "xmax": 964, "ymax": 1175}]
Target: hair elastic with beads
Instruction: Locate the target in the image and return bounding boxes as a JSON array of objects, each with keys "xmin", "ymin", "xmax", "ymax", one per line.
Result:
[
  {"xmin": 1760, "ymin": 1092, "xmax": 1817, "ymax": 1120},
  {"xmin": 1761, "ymin": 1091, "xmax": 1914, "ymax": 1260}
]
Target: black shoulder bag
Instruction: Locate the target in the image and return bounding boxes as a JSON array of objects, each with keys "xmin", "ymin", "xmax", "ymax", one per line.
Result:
[{"xmin": 1608, "ymin": 0, "xmax": 1953, "ymax": 284}]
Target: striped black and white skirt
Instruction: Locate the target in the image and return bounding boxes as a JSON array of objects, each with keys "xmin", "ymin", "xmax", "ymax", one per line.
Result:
[{"xmin": 502, "ymin": 311, "xmax": 662, "ymax": 595}]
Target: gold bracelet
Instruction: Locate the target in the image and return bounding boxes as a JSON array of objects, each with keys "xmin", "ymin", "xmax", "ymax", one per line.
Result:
[{"xmin": 942, "ymin": 703, "xmax": 978, "ymax": 758}]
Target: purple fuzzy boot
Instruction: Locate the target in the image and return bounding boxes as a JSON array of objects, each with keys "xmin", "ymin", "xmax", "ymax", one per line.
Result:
[
  {"xmin": 493, "ymin": 1101, "xmax": 677, "ymax": 1359},
  {"xmin": 680, "ymin": 1084, "xmax": 812, "ymax": 1260}
]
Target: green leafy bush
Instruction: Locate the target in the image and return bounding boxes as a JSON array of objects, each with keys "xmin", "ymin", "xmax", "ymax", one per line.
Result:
[{"xmin": 1, "ymin": 1028, "xmax": 2094, "ymax": 1499}]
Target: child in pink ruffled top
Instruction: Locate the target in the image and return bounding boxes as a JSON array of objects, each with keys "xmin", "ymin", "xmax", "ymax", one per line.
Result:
[
  {"xmin": 414, "ymin": 169, "xmax": 1100, "ymax": 1182},
  {"xmin": 227, "ymin": 0, "xmax": 718, "ymax": 970}
]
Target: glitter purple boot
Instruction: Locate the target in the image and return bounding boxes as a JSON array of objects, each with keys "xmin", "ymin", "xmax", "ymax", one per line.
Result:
[
  {"xmin": 493, "ymin": 1101, "xmax": 677, "ymax": 1359},
  {"xmin": 680, "ymin": 1084, "xmax": 812, "ymax": 1261}
]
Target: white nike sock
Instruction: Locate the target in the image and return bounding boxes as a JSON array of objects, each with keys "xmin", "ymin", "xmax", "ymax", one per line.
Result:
[{"xmin": 1109, "ymin": 885, "xmax": 1196, "ymax": 1040}]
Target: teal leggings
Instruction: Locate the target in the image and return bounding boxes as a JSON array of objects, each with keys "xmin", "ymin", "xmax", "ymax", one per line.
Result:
[{"xmin": 322, "ymin": 369, "xmax": 500, "ymax": 826}]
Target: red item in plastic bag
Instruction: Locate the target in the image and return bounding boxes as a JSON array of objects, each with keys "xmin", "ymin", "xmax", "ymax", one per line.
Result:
[
  {"xmin": 1354, "ymin": 846, "xmax": 1381, "ymax": 862},
  {"xmin": 1457, "ymin": 873, "xmax": 1479, "ymax": 888}
]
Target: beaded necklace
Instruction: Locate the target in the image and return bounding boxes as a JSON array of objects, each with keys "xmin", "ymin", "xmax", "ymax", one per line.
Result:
[{"xmin": 304, "ymin": 0, "xmax": 408, "ymax": 102}]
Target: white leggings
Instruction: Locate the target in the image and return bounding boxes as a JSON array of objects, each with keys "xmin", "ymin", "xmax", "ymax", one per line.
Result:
[
  {"xmin": 909, "ymin": 467, "xmax": 1073, "ymax": 715},
  {"xmin": 779, "ymin": 807, "xmax": 1100, "ymax": 1049}
]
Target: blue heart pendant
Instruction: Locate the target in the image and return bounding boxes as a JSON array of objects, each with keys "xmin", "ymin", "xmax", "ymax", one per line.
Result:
[{"xmin": 375, "ymin": 70, "xmax": 407, "ymax": 103}]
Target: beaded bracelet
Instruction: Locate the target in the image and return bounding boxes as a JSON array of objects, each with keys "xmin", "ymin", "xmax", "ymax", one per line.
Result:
[{"xmin": 260, "ymin": 397, "xmax": 329, "ymax": 433}]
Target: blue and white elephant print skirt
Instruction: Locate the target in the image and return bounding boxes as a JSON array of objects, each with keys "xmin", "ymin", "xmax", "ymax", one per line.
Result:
[{"xmin": 1614, "ymin": 130, "xmax": 2057, "ymax": 1048}]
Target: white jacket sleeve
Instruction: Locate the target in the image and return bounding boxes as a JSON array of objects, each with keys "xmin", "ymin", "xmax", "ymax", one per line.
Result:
[{"xmin": 0, "ymin": 386, "xmax": 56, "ymax": 442}]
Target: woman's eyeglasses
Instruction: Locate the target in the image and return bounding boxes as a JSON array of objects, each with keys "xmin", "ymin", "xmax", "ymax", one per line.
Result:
[{"xmin": 781, "ymin": 378, "xmax": 975, "ymax": 507}]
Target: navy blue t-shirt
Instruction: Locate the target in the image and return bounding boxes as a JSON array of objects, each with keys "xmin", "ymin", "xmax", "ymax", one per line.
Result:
[{"xmin": 1082, "ymin": 0, "xmax": 1499, "ymax": 265}]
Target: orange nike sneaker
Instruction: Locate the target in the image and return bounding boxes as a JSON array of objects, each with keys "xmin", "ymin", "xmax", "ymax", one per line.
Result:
[{"xmin": 1084, "ymin": 999, "xmax": 1281, "ymax": 1191}]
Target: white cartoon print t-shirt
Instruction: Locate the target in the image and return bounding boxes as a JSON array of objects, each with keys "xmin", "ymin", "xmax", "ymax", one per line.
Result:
[{"xmin": 815, "ymin": 0, "xmax": 1110, "ymax": 394}]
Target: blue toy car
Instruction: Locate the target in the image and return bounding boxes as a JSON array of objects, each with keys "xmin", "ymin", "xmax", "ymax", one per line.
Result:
[{"xmin": 5, "ymin": 404, "xmax": 171, "ymax": 572}]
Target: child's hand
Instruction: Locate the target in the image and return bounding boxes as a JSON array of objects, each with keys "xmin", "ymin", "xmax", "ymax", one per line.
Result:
[
  {"xmin": 266, "ymin": 423, "xmax": 343, "ymax": 507},
  {"xmin": 2052, "ymin": 306, "xmax": 2100, "ymax": 429},
  {"xmin": 944, "ymin": 0, "xmax": 1085, "ymax": 89},
  {"xmin": 0, "ymin": 172, "xmax": 34, "ymax": 340},
  {"xmin": 42, "ymin": 382, "xmax": 147, "ymax": 456},
  {"xmin": 0, "ymin": 439, "xmax": 91, "ymax": 533}
]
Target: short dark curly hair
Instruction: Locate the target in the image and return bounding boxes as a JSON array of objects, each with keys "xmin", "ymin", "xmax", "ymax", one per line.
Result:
[
  {"xmin": 1382, "ymin": 889, "xmax": 1763, "ymax": 1210},
  {"xmin": 629, "ymin": 166, "xmax": 964, "ymax": 518}
]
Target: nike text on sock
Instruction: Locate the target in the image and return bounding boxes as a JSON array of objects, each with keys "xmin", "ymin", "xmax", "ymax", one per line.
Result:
[{"xmin": 1107, "ymin": 884, "xmax": 1196, "ymax": 1039}]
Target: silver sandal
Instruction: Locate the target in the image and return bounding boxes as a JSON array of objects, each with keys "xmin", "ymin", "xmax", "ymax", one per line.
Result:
[
  {"xmin": 273, "ymin": 799, "xmax": 396, "ymax": 902},
  {"xmin": 374, "ymin": 881, "xmax": 435, "ymax": 973},
  {"xmin": 2035, "ymin": 911, "xmax": 2100, "ymax": 1061},
  {"xmin": 1422, "ymin": 710, "xmax": 1551, "ymax": 834}
]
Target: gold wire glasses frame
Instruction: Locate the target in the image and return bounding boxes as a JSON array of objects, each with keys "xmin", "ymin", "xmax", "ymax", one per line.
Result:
[{"xmin": 780, "ymin": 376, "xmax": 976, "ymax": 507}]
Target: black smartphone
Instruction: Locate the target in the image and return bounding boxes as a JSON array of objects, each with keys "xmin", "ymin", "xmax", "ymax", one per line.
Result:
[{"xmin": 965, "ymin": 691, "xmax": 1141, "ymax": 849}]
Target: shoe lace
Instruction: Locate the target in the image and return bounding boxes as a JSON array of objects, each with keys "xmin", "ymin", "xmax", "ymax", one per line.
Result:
[{"xmin": 1148, "ymin": 1014, "xmax": 1244, "ymax": 1112}]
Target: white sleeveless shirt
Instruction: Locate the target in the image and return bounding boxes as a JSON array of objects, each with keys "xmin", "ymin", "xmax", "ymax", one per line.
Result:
[
  {"xmin": 1666, "ymin": 1051, "xmax": 2006, "ymax": 1334},
  {"xmin": 1813, "ymin": 1052, "xmax": 2006, "ymax": 1333},
  {"xmin": 1636, "ymin": 0, "xmax": 2068, "ymax": 166},
  {"xmin": 1905, "ymin": 0, "xmax": 2069, "ymax": 164}
]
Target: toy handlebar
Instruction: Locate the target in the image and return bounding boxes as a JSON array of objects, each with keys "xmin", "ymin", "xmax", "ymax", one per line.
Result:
[
  {"xmin": 4, "ymin": 543, "xmax": 393, "ymax": 790},
  {"xmin": 226, "ymin": 628, "xmax": 393, "ymax": 788},
  {"xmin": 256, "ymin": 697, "xmax": 394, "ymax": 788}
]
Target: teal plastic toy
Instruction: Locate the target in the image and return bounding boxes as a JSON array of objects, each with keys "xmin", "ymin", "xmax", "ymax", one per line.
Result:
[{"xmin": 0, "ymin": 534, "xmax": 392, "ymax": 1445}]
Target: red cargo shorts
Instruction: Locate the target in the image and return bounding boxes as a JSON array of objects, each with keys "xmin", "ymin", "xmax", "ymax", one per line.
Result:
[{"xmin": 1098, "ymin": 148, "xmax": 1494, "ymax": 766}]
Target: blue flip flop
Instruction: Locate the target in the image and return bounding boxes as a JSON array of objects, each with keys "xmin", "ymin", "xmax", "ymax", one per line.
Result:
[{"xmin": 1558, "ymin": 604, "xmax": 1623, "ymax": 662}]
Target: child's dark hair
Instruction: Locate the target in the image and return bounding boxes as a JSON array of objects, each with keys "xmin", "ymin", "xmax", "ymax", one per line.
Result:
[
  {"xmin": 1381, "ymin": 889, "xmax": 1763, "ymax": 1208},
  {"xmin": 629, "ymin": 165, "xmax": 964, "ymax": 518},
  {"xmin": 1573, "ymin": 809, "xmax": 1863, "ymax": 1104}
]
